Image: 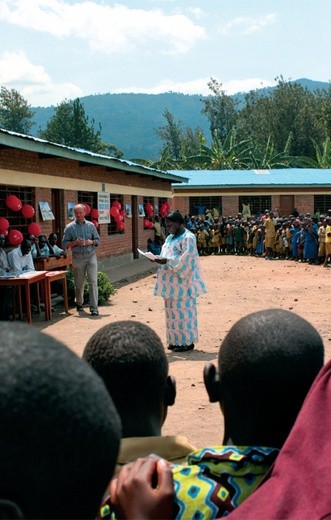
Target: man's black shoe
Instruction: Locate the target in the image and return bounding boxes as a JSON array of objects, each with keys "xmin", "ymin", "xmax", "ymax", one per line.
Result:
[
  {"xmin": 90, "ymin": 308, "xmax": 99, "ymax": 316},
  {"xmin": 167, "ymin": 344, "xmax": 176, "ymax": 351},
  {"xmin": 76, "ymin": 304, "xmax": 84, "ymax": 311}
]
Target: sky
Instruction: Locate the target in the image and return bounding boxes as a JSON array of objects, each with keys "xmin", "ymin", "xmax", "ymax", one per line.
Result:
[{"xmin": 0, "ymin": 0, "xmax": 330, "ymax": 107}]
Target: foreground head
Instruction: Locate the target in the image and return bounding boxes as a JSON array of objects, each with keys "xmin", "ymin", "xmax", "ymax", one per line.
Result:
[
  {"xmin": 0, "ymin": 322, "xmax": 121, "ymax": 519},
  {"xmin": 204, "ymin": 309, "xmax": 324, "ymax": 448},
  {"xmin": 83, "ymin": 321, "xmax": 175, "ymax": 437},
  {"xmin": 0, "ymin": 233, "xmax": 6, "ymax": 247}
]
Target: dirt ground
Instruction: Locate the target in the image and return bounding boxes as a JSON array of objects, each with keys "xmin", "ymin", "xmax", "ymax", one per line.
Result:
[{"xmin": 35, "ymin": 255, "xmax": 331, "ymax": 449}]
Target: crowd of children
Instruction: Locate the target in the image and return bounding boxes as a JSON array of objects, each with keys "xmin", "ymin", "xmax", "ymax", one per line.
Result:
[{"xmin": 182, "ymin": 208, "xmax": 331, "ymax": 267}]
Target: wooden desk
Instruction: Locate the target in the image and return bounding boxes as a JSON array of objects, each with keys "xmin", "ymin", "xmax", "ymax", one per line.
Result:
[
  {"xmin": 45, "ymin": 270, "xmax": 69, "ymax": 320},
  {"xmin": 0, "ymin": 271, "xmax": 48, "ymax": 324},
  {"xmin": 34, "ymin": 251, "xmax": 72, "ymax": 272}
]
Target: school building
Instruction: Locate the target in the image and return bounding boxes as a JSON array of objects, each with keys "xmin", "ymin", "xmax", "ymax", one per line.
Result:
[
  {"xmin": 0, "ymin": 128, "xmax": 186, "ymax": 268},
  {"xmin": 170, "ymin": 169, "xmax": 331, "ymax": 218}
]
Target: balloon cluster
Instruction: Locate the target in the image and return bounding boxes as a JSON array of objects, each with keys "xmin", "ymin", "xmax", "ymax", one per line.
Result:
[
  {"xmin": 81, "ymin": 203, "xmax": 101, "ymax": 229},
  {"xmin": 144, "ymin": 203, "xmax": 154, "ymax": 218},
  {"xmin": 1, "ymin": 195, "xmax": 38, "ymax": 246},
  {"xmin": 159, "ymin": 201, "xmax": 171, "ymax": 218},
  {"xmin": 143, "ymin": 218, "xmax": 153, "ymax": 230},
  {"xmin": 110, "ymin": 201, "xmax": 126, "ymax": 232}
]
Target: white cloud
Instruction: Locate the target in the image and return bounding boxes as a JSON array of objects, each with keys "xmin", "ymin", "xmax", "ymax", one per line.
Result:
[
  {"xmin": 0, "ymin": 51, "xmax": 82, "ymax": 106},
  {"xmin": 113, "ymin": 77, "xmax": 276, "ymax": 96},
  {"xmin": 0, "ymin": 0, "xmax": 206, "ymax": 54},
  {"xmin": 219, "ymin": 13, "xmax": 277, "ymax": 35}
]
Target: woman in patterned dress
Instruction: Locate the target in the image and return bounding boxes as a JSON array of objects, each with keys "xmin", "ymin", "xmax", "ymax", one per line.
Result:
[{"xmin": 152, "ymin": 210, "xmax": 207, "ymax": 353}]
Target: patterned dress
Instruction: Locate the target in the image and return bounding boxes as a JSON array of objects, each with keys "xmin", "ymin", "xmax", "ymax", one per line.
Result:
[
  {"xmin": 154, "ymin": 229, "xmax": 206, "ymax": 347},
  {"xmin": 172, "ymin": 445, "xmax": 279, "ymax": 519}
]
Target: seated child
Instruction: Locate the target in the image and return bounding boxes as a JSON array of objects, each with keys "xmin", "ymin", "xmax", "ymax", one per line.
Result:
[
  {"xmin": 147, "ymin": 237, "xmax": 161, "ymax": 256},
  {"xmin": 0, "ymin": 321, "xmax": 121, "ymax": 520},
  {"xmin": 109, "ymin": 309, "xmax": 324, "ymax": 519},
  {"xmin": 31, "ymin": 234, "xmax": 52, "ymax": 258},
  {"xmin": 48, "ymin": 232, "xmax": 66, "ymax": 257}
]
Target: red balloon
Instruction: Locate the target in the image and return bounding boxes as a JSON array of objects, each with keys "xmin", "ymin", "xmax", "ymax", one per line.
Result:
[
  {"xmin": 90, "ymin": 208, "xmax": 100, "ymax": 219},
  {"xmin": 110, "ymin": 206, "xmax": 120, "ymax": 218},
  {"xmin": 164, "ymin": 201, "xmax": 171, "ymax": 210},
  {"xmin": 143, "ymin": 218, "xmax": 150, "ymax": 229},
  {"xmin": 82, "ymin": 203, "xmax": 91, "ymax": 215},
  {"xmin": 0, "ymin": 217, "xmax": 10, "ymax": 230},
  {"xmin": 148, "ymin": 221, "xmax": 154, "ymax": 229},
  {"xmin": 115, "ymin": 214, "xmax": 124, "ymax": 222},
  {"xmin": 8, "ymin": 229, "xmax": 23, "ymax": 246},
  {"xmin": 28, "ymin": 223, "xmax": 41, "ymax": 237},
  {"xmin": 21, "ymin": 204, "xmax": 35, "ymax": 219},
  {"xmin": 6, "ymin": 195, "xmax": 22, "ymax": 212},
  {"xmin": 92, "ymin": 219, "xmax": 99, "ymax": 228},
  {"xmin": 120, "ymin": 209, "xmax": 126, "ymax": 217},
  {"xmin": 117, "ymin": 221, "xmax": 125, "ymax": 232},
  {"xmin": 112, "ymin": 201, "xmax": 121, "ymax": 210}
]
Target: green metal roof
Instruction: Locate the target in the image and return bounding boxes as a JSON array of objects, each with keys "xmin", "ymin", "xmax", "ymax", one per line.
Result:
[{"xmin": 0, "ymin": 128, "xmax": 187, "ymax": 183}]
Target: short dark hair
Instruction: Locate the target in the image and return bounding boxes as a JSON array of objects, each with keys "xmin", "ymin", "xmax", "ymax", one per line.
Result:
[
  {"xmin": 0, "ymin": 322, "xmax": 121, "ymax": 519},
  {"xmin": 219, "ymin": 309, "xmax": 324, "ymax": 444},
  {"xmin": 83, "ymin": 321, "xmax": 168, "ymax": 415},
  {"xmin": 166, "ymin": 210, "xmax": 184, "ymax": 224}
]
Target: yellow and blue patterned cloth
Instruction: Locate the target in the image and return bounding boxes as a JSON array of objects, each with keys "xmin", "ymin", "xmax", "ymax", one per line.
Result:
[{"xmin": 172, "ymin": 445, "xmax": 279, "ymax": 519}]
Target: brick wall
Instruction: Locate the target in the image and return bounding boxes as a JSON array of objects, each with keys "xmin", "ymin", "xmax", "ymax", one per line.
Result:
[
  {"xmin": 222, "ymin": 196, "xmax": 238, "ymax": 217},
  {"xmin": 294, "ymin": 194, "xmax": 314, "ymax": 215},
  {"xmin": 173, "ymin": 196, "xmax": 189, "ymax": 215}
]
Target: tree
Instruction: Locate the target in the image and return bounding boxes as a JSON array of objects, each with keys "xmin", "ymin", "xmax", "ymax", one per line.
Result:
[
  {"xmin": 186, "ymin": 127, "xmax": 253, "ymax": 170},
  {"xmin": 0, "ymin": 86, "xmax": 35, "ymax": 134},
  {"xmin": 39, "ymin": 98, "xmax": 123, "ymax": 156},
  {"xmin": 201, "ymin": 78, "xmax": 238, "ymax": 141},
  {"xmin": 249, "ymin": 133, "xmax": 294, "ymax": 169},
  {"xmin": 156, "ymin": 109, "xmax": 183, "ymax": 161}
]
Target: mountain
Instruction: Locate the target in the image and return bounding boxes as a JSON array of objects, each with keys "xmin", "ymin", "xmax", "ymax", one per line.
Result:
[{"xmin": 30, "ymin": 78, "xmax": 329, "ymax": 161}]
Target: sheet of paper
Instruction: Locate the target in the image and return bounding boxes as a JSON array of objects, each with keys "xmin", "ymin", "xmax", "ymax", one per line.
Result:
[{"xmin": 137, "ymin": 248, "xmax": 157, "ymax": 260}]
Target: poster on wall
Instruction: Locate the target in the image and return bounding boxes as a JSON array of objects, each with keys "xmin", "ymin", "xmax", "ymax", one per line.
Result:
[
  {"xmin": 125, "ymin": 204, "xmax": 132, "ymax": 218},
  {"xmin": 98, "ymin": 192, "xmax": 111, "ymax": 224},
  {"xmin": 138, "ymin": 204, "xmax": 145, "ymax": 217},
  {"xmin": 68, "ymin": 202, "xmax": 75, "ymax": 220},
  {"xmin": 39, "ymin": 201, "xmax": 55, "ymax": 221}
]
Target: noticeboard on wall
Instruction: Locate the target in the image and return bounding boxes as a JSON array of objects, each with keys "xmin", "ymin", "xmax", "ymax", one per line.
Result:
[{"xmin": 98, "ymin": 192, "xmax": 110, "ymax": 224}]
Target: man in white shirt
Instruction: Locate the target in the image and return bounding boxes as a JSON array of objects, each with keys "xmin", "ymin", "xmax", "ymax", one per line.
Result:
[{"xmin": 8, "ymin": 239, "xmax": 35, "ymax": 274}]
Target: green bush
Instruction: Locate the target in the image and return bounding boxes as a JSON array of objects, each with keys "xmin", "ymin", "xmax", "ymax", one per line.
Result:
[{"xmin": 66, "ymin": 269, "xmax": 116, "ymax": 305}]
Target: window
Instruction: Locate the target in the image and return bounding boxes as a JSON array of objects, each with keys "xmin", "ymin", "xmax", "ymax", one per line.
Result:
[
  {"xmin": 108, "ymin": 195, "xmax": 124, "ymax": 235},
  {"xmin": 77, "ymin": 191, "xmax": 97, "ymax": 211},
  {"xmin": 239, "ymin": 196, "xmax": 271, "ymax": 217},
  {"xmin": 77, "ymin": 191, "xmax": 100, "ymax": 235},
  {"xmin": 0, "ymin": 185, "xmax": 33, "ymax": 234},
  {"xmin": 314, "ymin": 195, "xmax": 331, "ymax": 215},
  {"xmin": 189, "ymin": 196, "xmax": 222, "ymax": 216}
]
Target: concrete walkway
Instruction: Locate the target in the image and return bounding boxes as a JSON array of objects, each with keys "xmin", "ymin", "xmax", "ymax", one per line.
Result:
[{"xmin": 103, "ymin": 257, "xmax": 158, "ymax": 285}]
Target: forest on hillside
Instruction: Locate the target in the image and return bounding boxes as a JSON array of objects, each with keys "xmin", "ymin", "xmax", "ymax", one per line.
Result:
[{"xmin": 1, "ymin": 77, "xmax": 330, "ymax": 169}]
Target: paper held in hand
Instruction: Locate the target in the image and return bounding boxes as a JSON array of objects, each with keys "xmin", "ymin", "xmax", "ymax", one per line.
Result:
[{"xmin": 137, "ymin": 248, "xmax": 157, "ymax": 260}]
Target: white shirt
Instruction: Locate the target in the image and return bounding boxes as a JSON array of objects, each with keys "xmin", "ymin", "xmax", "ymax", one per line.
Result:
[{"xmin": 7, "ymin": 247, "xmax": 35, "ymax": 274}]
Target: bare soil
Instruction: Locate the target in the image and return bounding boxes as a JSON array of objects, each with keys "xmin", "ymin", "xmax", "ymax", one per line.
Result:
[{"xmin": 34, "ymin": 255, "xmax": 331, "ymax": 449}]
